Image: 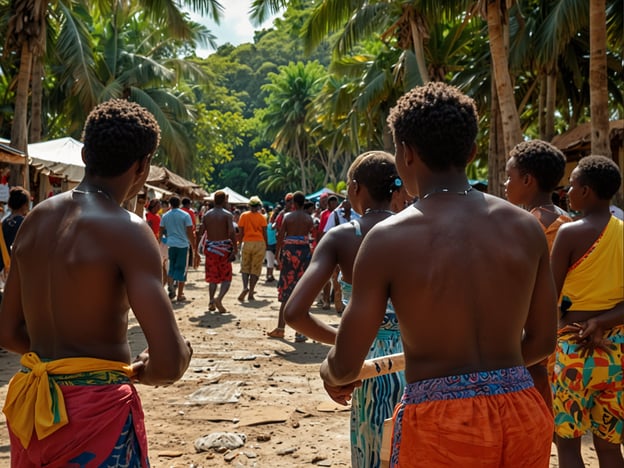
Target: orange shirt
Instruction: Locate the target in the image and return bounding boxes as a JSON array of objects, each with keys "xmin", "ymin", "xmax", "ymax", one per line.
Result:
[{"xmin": 238, "ymin": 211, "xmax": 267, "ymax": 242}]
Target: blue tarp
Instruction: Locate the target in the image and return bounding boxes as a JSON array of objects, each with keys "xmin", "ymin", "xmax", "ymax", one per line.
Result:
[{"xmin": 305, "ymin": 188, "xmax": 344, "ymax": 203}]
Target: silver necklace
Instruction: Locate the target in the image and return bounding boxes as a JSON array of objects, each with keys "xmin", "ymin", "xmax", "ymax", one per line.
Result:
[
  {"xmin": 421, "ymin": 186, "xmax": 473, "ymax": 200},
  {"xmin": 73, "ymin": 188, "xmax": 113, "ymax": 201},
  {"xmin": 364, "ymin": 208, "xmax": 394, "ymax": 216}
]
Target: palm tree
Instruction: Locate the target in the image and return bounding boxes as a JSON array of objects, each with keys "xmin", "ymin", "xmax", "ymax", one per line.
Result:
[
  {"xmin": 50, "ymin": 5, "xmax": 214, "ymax": 175},
  {"xmin": 589, "ymin": 0, "xmax": 609, "ymax": 156},
  {"xmin": 261, "ymin": 61, "xmax": 327, "ymax": 193},
  {"xmin": 3, "ymin": 0, "xmax": 223, "ymax": 183}
]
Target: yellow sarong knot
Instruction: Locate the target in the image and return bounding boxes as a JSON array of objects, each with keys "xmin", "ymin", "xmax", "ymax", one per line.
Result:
[{"xmin": 32, "ymin": 362, "xmax": 47, "ymax": 377}]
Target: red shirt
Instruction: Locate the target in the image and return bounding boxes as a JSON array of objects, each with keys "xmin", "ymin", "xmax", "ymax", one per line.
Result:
[
  {"xmin": 145, "ymin": 211, "xmax": 161, "ymax": 239},
  {"xmin": 181, "ymin": 207, "xmax": 196, "ymax": 227},
  {"xmin": 318, "ymin": 209, "xmax": 332, "ymax": 232}
]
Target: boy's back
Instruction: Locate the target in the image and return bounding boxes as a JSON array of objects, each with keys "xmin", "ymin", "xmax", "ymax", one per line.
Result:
[
  {"xmin": 356, "ymin": 190, "xmax": 554, "ymax": 383},
  {"xmin": 11, "ymin": 190, "xmax": 169, "ymax": 364},
  {"xmin": 320, "ymin": 83, "xmax": 556, "ymax": 466}
]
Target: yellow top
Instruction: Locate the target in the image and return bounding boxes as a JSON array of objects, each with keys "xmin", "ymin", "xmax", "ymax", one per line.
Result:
[
  {"xmin": 562, "ymin": 216, "xmax": 624, "ymax": 311},
  {"xmin": 2, "ymin": 352, "xmax": 134, "ymax": 448}
]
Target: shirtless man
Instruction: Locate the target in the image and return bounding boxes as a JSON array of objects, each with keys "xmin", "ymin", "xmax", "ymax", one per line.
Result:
[
  {"xmin": 0, "ymin": 99, "xmax": 192, "ymax": 467},
  {"xmin": 505, "ymin": 139, "xmax": 572, "ymax": 412},
  {"xmin": 267, "ymin": 191, "xmax": 314, "ymax": 341},
  {"xmin": 320, "ymin": 82, "xmax": 557, "ymax": 466},
  {"xmin": 196, "ymin": 190, "xmax": 238, "ymax": 314},
  {"xmin": 550, "ymin": 155, "xmax": 623, "ymax": 467}
]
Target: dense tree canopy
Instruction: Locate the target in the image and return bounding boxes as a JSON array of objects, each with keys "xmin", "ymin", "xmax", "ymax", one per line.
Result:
[{"xmin": 0, "ymin": 1, "xmax": 621, "ymax": 202}]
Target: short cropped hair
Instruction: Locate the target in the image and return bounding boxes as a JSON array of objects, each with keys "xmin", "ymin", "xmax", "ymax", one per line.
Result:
[
  {"xmin": 347, "ymin": 151, "xmax": 401, "ymax": 203},
  {"xmin": 575, "ymin": 155, "xmax": 622, "ymax": 200},
  {"xmin": 169, "ymin": 196, "xmax": 181, "ymax": 208},
  {"xmin": 182, "ymin": 198, "xmax": 191, "ymax": 207},
  {"xmin": 387, "ymin": 82, "xmax": 478, "ymax": 171},
  {"xmin": 214, "ymin": 190, "xmax": 226, "ymax": 205},
  {"xmin": 509, "ymin": 140, "xmax": 567, "ymax": 192},
  {"xmin": 8, "ymin": 186, "xmax": 30, "ymax": 211},
  {"xmin": 293, "ymin": 191, "xmax": 306, "ymax": 207},
  {"xmin": 82, "ymin": 99, "xmax": 160, "ymax": 177},
  {"xmin": 147, "ymin": 199, "xmax": 161, "ymax": 212}
]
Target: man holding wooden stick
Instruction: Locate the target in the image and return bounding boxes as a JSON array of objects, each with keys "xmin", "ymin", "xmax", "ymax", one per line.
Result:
[{"xmin": 320, "ymin": 82, "xmax": 557, "ymax": 467}]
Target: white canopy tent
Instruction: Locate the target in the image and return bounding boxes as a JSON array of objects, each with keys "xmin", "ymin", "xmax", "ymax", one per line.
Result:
[
  {"xmin": 208, "ymin": 187, "xmax": 250, "ymax": 205},
  {"xmin": 29, "ymin": 137, "xmax": 86, "ymax": 183}
]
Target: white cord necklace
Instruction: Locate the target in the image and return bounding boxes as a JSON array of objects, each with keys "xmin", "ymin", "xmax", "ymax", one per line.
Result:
[
  {"xmin": 421, "ymin": 186, "xmax": 473, "ymax": 200},
  {"xmin": 72, "ymin": 188, "xmax": 113, "ymax": 201}
]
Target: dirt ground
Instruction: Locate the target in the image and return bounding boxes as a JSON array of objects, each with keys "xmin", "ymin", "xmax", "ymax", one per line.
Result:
[{"xmin": 0, "ymin": 261, "xmax": 607, "ymax": 467}]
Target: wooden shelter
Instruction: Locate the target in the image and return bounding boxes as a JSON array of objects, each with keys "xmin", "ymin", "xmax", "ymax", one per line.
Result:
[
  {"xmin": 146, "ymin": 166, "xmax": 208, "ymax": 200},
  {"xmin": 552, "ymin": 120, "xmax": 624, "ymax": 203}
]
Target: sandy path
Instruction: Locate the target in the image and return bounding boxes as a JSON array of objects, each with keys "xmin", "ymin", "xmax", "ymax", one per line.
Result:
[{"xmin": 0, "ymin": 261, "xmax": 607, "ymax": 467}]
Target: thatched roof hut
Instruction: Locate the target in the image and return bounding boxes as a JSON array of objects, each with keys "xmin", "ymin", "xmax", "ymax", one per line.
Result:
[{"xmin": 551, "ymin": 120, "xmax": 624, "ymax": 202}]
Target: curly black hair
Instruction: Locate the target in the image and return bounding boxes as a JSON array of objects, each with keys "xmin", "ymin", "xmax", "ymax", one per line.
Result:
[
  {"xmin": 348, "ymin": 151, "xmax": 400, "ymax": 203},
  {"xmin": 293, "ymin": 191, "xmax": 306, "ymax": 208},
  {"xmin": 387, "ymin": 82, "xmax": 478, "ymax": 171},
  {"xmin": 82, "ymin": 99, "xmax": 160, "ymax": 177},
  {"xmin": 575, "ymin": 155, "xmax": 621, "ymax": 200},
  {"xmin": 509, "ymin": 140, "xmax": 567, "ymax": 192},
  {"xmin": 7, "ymin": 186, "xmax": 30, "ymax": 211}
]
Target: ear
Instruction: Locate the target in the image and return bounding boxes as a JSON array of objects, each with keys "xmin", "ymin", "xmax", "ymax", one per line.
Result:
[
  {"xmin": 402, "ymin": 142, "xmax": 416, "ymax": 167},
  {"xmin": 81, "ymin": 147, "xmax": 87, "ymax": 165},
  {"xmin": 136, "ymin": 154, "xmax": 152, "ymax": 176}
]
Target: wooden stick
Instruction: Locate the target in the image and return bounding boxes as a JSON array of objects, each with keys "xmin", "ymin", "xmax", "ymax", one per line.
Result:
[{"xmin": 357, "ymin": 353, "xmax": 405, "ymax": 380}]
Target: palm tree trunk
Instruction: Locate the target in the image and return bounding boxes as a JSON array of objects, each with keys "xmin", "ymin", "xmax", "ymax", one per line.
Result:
[
  {"xmin": 488, "ymin": 74, "xmax": 506, "ymax": 199},
  {"xmin": 11, "ymin": 42, "xmax": 33, "ymax": 190},
  {"xmin": 295, "ymin": 139, "xmax": 307, "ymax": 193},
  {"xmin": 11, "ymin": 43, "xmax": 32, "ymax": 152},
  {"xmin": 538, "ymin": 73, "xmax": 546, "ymax": 139},
  {"xmin": 408, "ymin": 15, "xmax": 430, "ymax": 84},
  {"xmin": 589, "ymin": 0, "xmax": 610, "ymax": 156},
  {"xmin": 545, "ymin": 66, "xmax": 557, "ymax": 142},
  {"xmin": 486, "ymin": 0, "xmax": 522, "ymax": 156},
  {"xmin": 30, "ymin": 55, "xmax": 43, "ymax": 143}
]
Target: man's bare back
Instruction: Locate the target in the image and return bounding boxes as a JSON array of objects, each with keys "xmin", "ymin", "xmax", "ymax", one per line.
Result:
[
  {"xmin": 10, "ymin": 191, "xmax": 166, "ymax": 364},
  {"xmin": 281, "ymin": 209, "xmax": 314, "ymax": 238},
  {"xmin": 353, "ymin": 192, "xmax": 555, "ymax": 383},
  {"xmin": 0, "ymin": 99, "xmax": 191, "ymax": 386},
  {"xmin": 200, "ymin": 206, "xmax": 236, "ymax": 243}
]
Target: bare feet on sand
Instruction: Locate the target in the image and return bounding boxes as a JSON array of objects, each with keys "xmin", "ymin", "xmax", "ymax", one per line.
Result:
[{"xmin": 214, "ymin": 298, "xmax": 227, "ymax": 314}]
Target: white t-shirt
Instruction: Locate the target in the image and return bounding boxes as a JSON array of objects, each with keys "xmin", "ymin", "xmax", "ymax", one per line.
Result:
[{"xmin": 323, "ymin": 207, "xmax": 361, "ymax": 232}]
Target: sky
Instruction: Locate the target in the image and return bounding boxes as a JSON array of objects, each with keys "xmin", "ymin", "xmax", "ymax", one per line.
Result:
[{"xmin": 185, "ymin": 1, "xmax": 280, "ymax": 57}]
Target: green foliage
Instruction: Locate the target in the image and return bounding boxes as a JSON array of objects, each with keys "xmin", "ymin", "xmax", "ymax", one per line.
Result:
[{"xmin": 194, "ymin": 103, "xmax": 249, "ymax": 187}]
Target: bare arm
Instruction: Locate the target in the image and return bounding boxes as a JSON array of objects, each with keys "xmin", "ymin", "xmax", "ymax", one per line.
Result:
[
  {"xmin": 276, "ymin": 215, "xmax": 287, "ymax": 263},
  {"xmin": 185, "ymin": 225, "xmax": 195, "ymax": 247},
  {"xmin": 521, "ymin": 235, "xmax": 558, "ymax": 366},
  {"xmin": 226, "ymin": 217, "xmax": 238, "ymax": 257},
  {"xmin": 122, "ymin": 221, "xmax": 192, "ymax": 385},
  {"xmin": 285, "ymin": 235, "xmax": 340, "ymax": 344},
  {"xmin": 320, "ymin": 230, "xmax": 387, "ymax": 390},
  {"xmin": 0, "ymin": 260, "xmax": 30, "ymax": 354}
]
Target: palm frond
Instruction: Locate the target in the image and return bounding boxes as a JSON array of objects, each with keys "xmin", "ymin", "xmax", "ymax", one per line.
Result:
[
  {"xmin": 249, "ymin": 0, "xmax": 288, "ymax": 26},
  {"xmin": 55, "ymin": 2, "xmax": 102, "ymax": 116}
]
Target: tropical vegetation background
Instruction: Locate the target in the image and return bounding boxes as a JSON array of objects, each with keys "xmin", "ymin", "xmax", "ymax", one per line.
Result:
[{"xmin": 0, "ymin": 0, "xmax": 622, "ymax": 202}]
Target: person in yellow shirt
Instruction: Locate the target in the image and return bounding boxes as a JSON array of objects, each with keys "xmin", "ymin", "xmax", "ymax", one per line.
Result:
[{"xmin": 551, "ymin": 155, "xmax": 623, "ymax": 467}]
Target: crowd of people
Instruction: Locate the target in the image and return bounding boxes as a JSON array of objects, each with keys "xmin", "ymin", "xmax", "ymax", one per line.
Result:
[{"xmin": 0, "ymin": 84, "xmax": 622, "ymax": 468}]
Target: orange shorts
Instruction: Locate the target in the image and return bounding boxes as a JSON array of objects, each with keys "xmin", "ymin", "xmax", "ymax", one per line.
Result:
[{"xmin": 389, "ymin": 367, "xmax": 553, "ymax": 467}]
